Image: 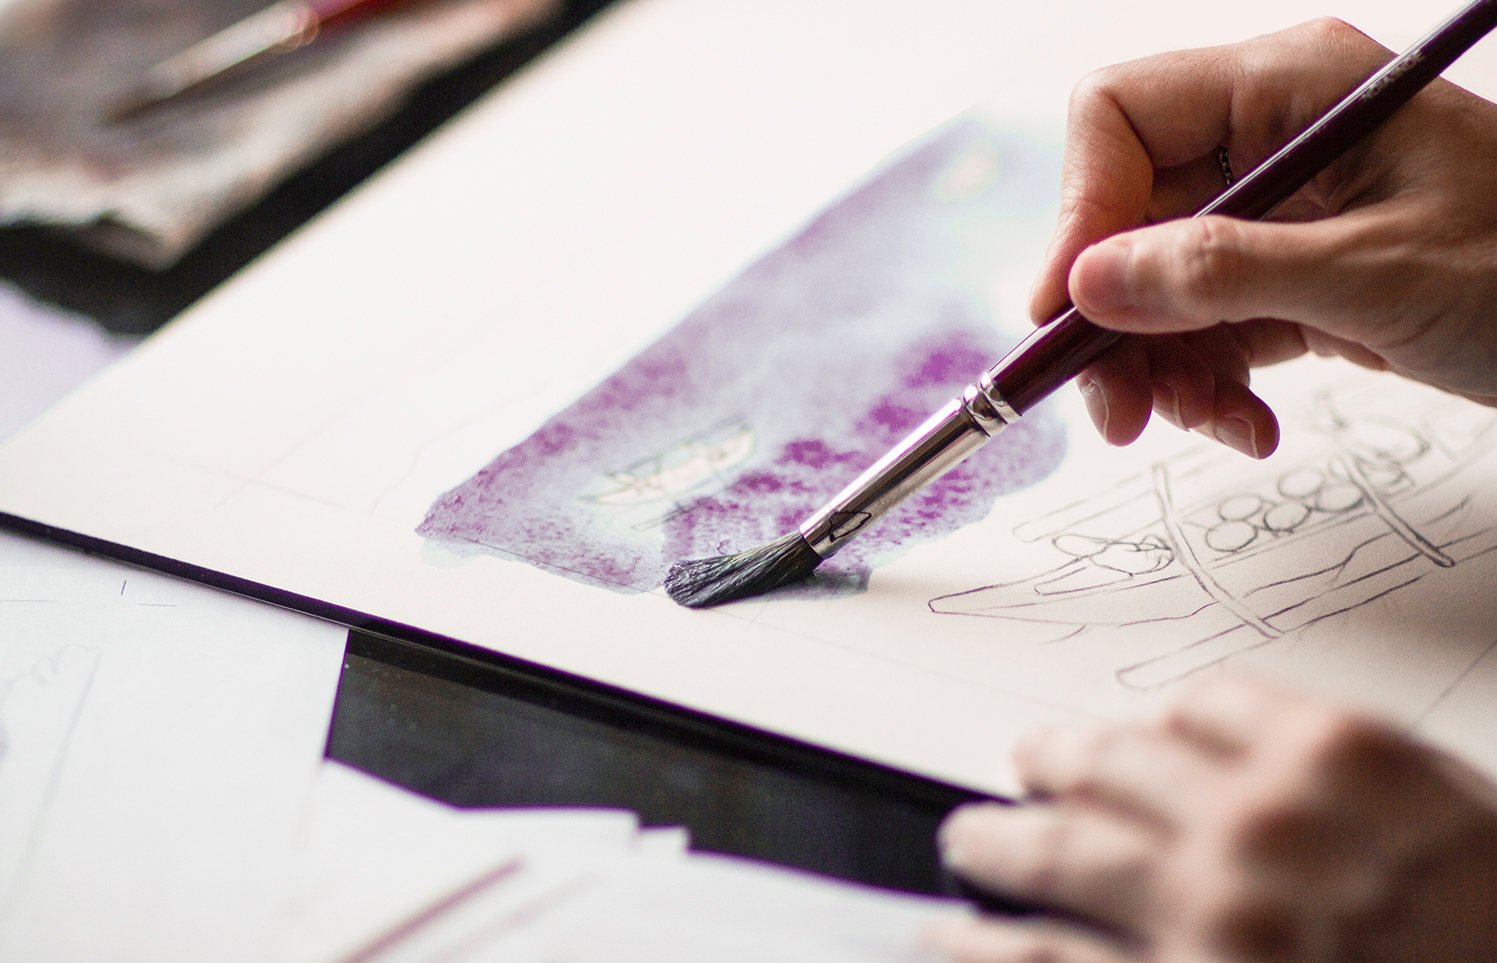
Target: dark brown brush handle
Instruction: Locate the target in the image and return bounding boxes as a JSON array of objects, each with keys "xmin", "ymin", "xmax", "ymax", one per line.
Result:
[{"xmin": 989, "ymin": 0, "xmax": 1497, "ymax": 416}]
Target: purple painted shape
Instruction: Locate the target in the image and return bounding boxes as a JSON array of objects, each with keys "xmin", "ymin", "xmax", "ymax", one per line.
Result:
[{"xmin": 419, "ymin": 122, "xmax": 1068, "ymax": 598}]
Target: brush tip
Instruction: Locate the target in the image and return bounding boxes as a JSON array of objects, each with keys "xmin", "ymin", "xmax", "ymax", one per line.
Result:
[{"xmin": 664, "ymin": 531, "xmax": 822, "ymax": 608}]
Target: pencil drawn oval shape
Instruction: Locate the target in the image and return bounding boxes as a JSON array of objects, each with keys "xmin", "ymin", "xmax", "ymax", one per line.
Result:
[
  {"xmin": 1263, "ymin": 500, "xmax": 1311, "ymax": 533},
  {"xmin": 1205, "ymin": 520, "xmax": 1258, "ymax": 553},
  {"xmin": 1217, "ymin": 494, "xmax": 1264, "ymax": 522},
  {"xmin": 1278, "ymin": 467, "xmax": 1325, "ymax": 500}
]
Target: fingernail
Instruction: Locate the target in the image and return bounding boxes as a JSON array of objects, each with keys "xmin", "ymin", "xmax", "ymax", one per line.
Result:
[
  {"xmin": 1153, "ymin": 383, "xmax": 1183, "ymax": 429},
  {"xmin": 1073, "ymin": 239, "xmax": 1134, "ymax": 314},
  {"xmin": 1214, "ymin": 417, "xmax": 1259, "ymax": 458},
  {"xmin": 1079, "ymin": 377, "xmax": 1110, "ymax": 440}
]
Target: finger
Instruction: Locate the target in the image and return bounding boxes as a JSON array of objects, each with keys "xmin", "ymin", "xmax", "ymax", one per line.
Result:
[
  {"xmin": 1067, "ymin": 209, "xmax": 1433, "ymax": 356},
  {"xmin": 1178, "ymin": 327, "xmax": 1280, "ymax": 459},
  {"xmin": 1195, "ymin": 382, "xmax": 1279, "ymax": 459},
  {"xmin": 1014, "ymin": 723, "xmax": 1220, "ymax": 827},
  {"xmin": 1077, "ymin": 339, "xmax": 1151, "ymax": 446},
  {"xmin": 925, "ymin": 916, "xmax": 1137, "ymax": 963},
  {"xmin": 1161, "ymin": 675, "xmax": 1293, "ymax": 757},
  {"xmin": 939, "ymin": 802, "xmax": 1159, "ymax": 929},
  {"xmin": 1083, "ymin": 326, "xmax": 1281, "ymax": 456},
  {"xmin": 1142, "ymin": 335, "xmax": 1216, "ymax": 430},
  {"xmin": 1029, "ymin": 19, "xmax": 1392, "ymax": 323}
]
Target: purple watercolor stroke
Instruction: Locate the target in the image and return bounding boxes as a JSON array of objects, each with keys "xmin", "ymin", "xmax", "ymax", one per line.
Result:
[{"xmin": 418, "ymin": 121, "xmax": 1068, "ymax": 599}]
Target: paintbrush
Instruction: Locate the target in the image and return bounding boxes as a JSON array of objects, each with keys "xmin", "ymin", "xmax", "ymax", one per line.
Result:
[
  {"xmin": 665, "ymin": 0, "xmax": 1497, "ymax": 608},
  {"xmin": 107, "ymin": 0, "xmax": 413, "ymax": 121}
]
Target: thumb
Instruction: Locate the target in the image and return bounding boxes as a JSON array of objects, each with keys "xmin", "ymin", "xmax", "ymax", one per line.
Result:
[{"xmin": 1068, "ymin": 213, "xmax": 1382, "ymax": 340}]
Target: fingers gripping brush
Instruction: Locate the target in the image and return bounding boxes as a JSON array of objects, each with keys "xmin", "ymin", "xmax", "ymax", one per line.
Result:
[{"xmin": 664, "ymin": 0, "xmax": 1497, "ymax": 608}]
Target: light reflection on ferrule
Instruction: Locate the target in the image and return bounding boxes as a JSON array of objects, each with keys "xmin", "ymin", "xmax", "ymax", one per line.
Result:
[
  {"xmin": 962, "ymin": 371, "xmax": 1019, "ymax": 436},
  {"xmin": 798, "ymin": 398, "xmax": 994, "ymax": 559}
]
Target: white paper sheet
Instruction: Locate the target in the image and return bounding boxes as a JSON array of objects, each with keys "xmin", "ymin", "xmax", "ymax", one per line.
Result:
[
  {"xmin": 0, "ymin": 0, "xmax": 1493, "ymax": 799},
  {"xmin": 456, "ymin": 849, "xmax": 964, "ymax": 963},
  {"xmin": 307, "ymin": 768, "xmax": 963, "ymax": 963},
  {"xmin": 355, "ymin": 835, "xmax": 657, "ymax": 963},
  {"xmin": 276, "ymin": 761, "xmax": 640, "ymax": 963},
  {"xmin": 0, "ymin": 532, "xmax": 347, "ymax": 963}
]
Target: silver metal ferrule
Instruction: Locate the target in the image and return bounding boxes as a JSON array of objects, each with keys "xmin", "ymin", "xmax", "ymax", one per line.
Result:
[{"xmin": 798, "ymin": 372, "xmax": 1021, "ymax": 559}]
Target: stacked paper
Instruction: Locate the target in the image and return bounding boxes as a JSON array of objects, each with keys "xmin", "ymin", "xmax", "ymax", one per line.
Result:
[{"xmin": 295, "ymin": 764, "xmax": 962, "ymax": 963}]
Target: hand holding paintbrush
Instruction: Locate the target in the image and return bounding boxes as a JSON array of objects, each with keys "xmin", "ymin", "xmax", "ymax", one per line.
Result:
[{"xmin": 666, "ymin": 0, "xmax": 1497, "ymax": 608}]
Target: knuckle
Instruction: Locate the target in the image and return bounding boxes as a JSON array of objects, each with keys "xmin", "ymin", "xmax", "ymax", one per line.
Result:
[
  {"xmin": 1297, "ymin": 16, "xmax": 1355, "ymax": 47},
  {"xmin": 1289, "ymin": 16, "xmax": 1385, "ymax": 68},
  {"xmin": 1168, "ymin": 217, "xmax": 1249, "ymax": 315},
  {"xmin": 1067, "ymin": 67, "xmax": 1115, "ymax": 114}
]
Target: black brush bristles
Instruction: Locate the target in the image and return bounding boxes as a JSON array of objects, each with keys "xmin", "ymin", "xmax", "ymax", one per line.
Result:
[{"xmin": 664, "ymin": 531, "xmax": 823, "ymax": 607}]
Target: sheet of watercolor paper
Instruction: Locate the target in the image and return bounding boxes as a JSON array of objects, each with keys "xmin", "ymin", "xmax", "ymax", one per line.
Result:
[
  {"xmin": 0, "ymin": 531, "xmax": 347, "ymax": 963},
  {"xmin": 0, "ymin": 0, "xmax": 1495, "ymax": 796}
]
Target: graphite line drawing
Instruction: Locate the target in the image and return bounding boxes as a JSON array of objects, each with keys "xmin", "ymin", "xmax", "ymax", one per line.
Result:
[{"xmin": 929, "ymin": 383, "xmax": 1497, "ymax": 690}]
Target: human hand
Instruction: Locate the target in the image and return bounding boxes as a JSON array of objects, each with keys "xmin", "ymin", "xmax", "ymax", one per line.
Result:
[
  {"xmin": 934, "ymin": 676, "xmax": 1497, "ymax": 963},
  {"xmin": 1032, "ymin": 19, "xmax": 1497, "ymax": 458}
]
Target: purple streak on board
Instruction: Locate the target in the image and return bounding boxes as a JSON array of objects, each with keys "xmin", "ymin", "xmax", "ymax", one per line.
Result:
[{"xmin": 418, "ymin": 121, "xmax": 1068, "ymax": 599}]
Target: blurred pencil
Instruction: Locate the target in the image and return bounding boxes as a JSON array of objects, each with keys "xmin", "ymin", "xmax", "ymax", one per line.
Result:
[{"xmin": 108, "ymin": 0, "xmax": 410, "ymax": 121}]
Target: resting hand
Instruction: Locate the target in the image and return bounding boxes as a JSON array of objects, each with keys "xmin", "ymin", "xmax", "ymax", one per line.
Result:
[
  {"xmin": 1033, "ymin": 19, "xmax": 1497, "ymax": 457},
  {"xmin": 934, "ymin": 676, "xmax": 1497, "ymax": 963}
]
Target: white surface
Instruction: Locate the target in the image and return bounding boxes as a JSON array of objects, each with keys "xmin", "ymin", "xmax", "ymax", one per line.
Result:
[
  {"xmin": 276, "ymin": 761, "xmax": 639, "ymax": 963},
  {"xmin": 301, "ymin": 764, "xmax": 962, "ymax": 963},
  {"xmin": 0, "ymin": 0, "xmax": 1494, "ymax": 797},
  {"xmin": 464, "ymin": 849, "xmax": 962, "ymax": 963},
  {"xmin": 0, "ymin": 532, "xmax": 347, "ymax": 963}
]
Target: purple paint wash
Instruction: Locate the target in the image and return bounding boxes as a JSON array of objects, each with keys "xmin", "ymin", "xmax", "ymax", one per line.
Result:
[{"xmin": 418, "ymin": 122, "xmax": 1067, "ymax": 598}]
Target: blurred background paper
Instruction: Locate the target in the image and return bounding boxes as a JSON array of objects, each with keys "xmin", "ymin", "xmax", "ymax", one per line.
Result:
[
  {"xmin": 0, "ymin": 0, "xmax": 558, "ymax": 268},
  {"xmin": 275, "ymin": 762, "xmax": 640, "ymax": 963},
  {"xmin": 283, "ymin": 764, "xmax": 962, "ymax": 963},
  {"xmin": 0, "ymin": 532, "xmax": 347, "ymax": 963}
]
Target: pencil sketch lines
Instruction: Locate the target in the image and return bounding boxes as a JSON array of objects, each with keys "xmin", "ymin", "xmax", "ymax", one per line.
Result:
[
  {"xmin": 930, "ymin": 383, "xmax": 1497, "ymax": 690},
  {"xmin": 1153, "ymin": 463, "xmax": 1281, "ymax": 640}
]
